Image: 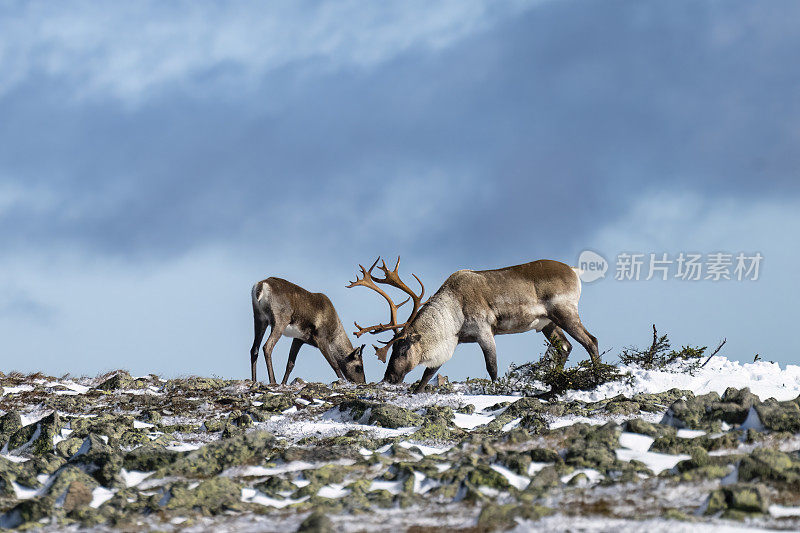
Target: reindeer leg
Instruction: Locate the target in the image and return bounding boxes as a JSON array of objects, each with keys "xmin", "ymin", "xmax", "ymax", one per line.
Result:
[
  {"xmin": 549, "ymin": 307, "xmax": 599, "ymax": 367},
  {"xmin": 477, "ymin": 332, "xmax": 499, "ymax": 381},
  {"xmin": 541, "ymin": 323, "xmax": 572, "ymax": 369},
  {"xmin": 262, "ymin": 322, "xmax": 286, "ymax": 384},
  {"xmin": 250, "ymin": 314, "xmax": 268, "ymax": 382},
  {"xmin": 413, "ymin": 366, "xmax": 441, "ymax": 393},
  {"xmin": 281, "ymin": 339, "xmax": 303, "ymax": 385}
]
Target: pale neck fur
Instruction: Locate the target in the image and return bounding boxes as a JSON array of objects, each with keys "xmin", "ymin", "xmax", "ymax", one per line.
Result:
[
  {"xmin": 407, "ymin": 292, "xmax": 462, "ymax": 368},
  {"xmin": 323, "ymin": 321, "xmax": 354, "ymax": 362}
]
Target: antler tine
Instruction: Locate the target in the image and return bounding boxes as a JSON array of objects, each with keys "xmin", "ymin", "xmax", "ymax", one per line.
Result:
[
  {"xmin": 347, "ymin": 257, "xmax": 408, "ymax": 338},
  {"xmin": 373, "ymin": 256, "xmax": 426, "ymax": 324}
]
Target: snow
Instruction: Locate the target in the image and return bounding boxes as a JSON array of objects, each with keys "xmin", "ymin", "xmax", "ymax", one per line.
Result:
[
  {"xmin": 563, "ymin": 356, "xmax": 800, "ymax": 402},
  {"xmin": 676, "ymin": 429, "xmax": 706, "ymax": 438},
  {"xmin": 490, "ymin": 463, "xmax": 530, "ymax": 490},
  {"xmin": 317, "ymin": 484, "xmax": 350, "ymax": 498},
  {"xmin": 619, "ymin": 432, "xmax": 655, "ymax": 452},
  {"xmin": 120, "ymin": 469, "xmax": 154, "ymax": 487},
  {"xmin": 615, "ymin": 448, "xmax": 689, "ymax": 473},
  {"xmin": 241, "ymin": 488, "xmax": 308, "ymax": 508},
  {"xmin": 560, "ymin": 469, "xmax": 602, "ymax": 484},
  {"xmin": 396, "ymin": 441, "xmax": 452, "ymax": 456},
  {"xmin": 165, "ymin": 442, "xmax": 201, "ymax": 452},
  {"xmin": 90, "ymin": 487, "xmax": 116, "ymax": 508},
  {"xmin": 740, "ymin": 407, "xmax": 765, "ymax": 431},
  {"xmin": 369, "ymin": 479, "xmax": 404, "ymax": 494},
  {"xmin": 2, "ymin": 384, "xmax": 34, "ymax": 395},
  {"xmin": 548, "ymin": 416, "xmax": 606, "ymax": 429},
  {"xmin": 133, "ymin": 420, "xmax": 155, "ymax": 429},
  {"xmin": 453, "ymin": 412, "xmax": 494, "ymax": 429},
  {"xmin": 769, "ymin": 504, "xmax": 800, "ymax": 517}
]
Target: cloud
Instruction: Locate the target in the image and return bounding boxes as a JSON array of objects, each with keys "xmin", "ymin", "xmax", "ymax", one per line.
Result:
[{"xmin": 0, "ymin": 0, "xmax": 538, "ymax": 103}]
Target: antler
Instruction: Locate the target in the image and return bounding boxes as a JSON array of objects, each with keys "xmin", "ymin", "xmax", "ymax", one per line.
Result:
[
  {"xmin": 373, "ymin": 257, "xmax": 425, "ymax": 326},
  {"xmin": 346, "ymin": 258, "xmax": 410, "ymax": 338},
  {"xmin": 347, "ymin": 256, "xmax": 426, "ymax": 362}
]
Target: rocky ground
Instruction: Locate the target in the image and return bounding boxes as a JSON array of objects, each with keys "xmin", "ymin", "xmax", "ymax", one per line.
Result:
[{"xmin": 2, "ymin": 358, "xmax": 800, "ymax": 531}]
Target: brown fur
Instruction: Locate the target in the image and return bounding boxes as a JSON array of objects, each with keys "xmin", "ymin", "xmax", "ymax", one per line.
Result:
[
  {"xmin": 250, "ymin": 278, "xmax": 365, "ymax": 384},
  {"xmin": 383, "ymin": 260, "xmax": 598, "ymax": 391}
]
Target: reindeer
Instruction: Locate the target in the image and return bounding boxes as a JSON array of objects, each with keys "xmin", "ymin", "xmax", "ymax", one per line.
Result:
[
  {"xmin": 250, "ymin": 278, "xmax": 365, "ymax": 385},
  {"xmin": 349, "ymin": 258, "xmax": 598, "ymax": 392}
]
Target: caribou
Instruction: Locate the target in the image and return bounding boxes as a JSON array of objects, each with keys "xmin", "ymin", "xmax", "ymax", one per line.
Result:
[
  {"xmin": 250, "ymin": 277, "xmax": 365, "ymax": 384},
  {"xmin": 349, "ymin": 258, "xmax": 599, "ymax": 392}
]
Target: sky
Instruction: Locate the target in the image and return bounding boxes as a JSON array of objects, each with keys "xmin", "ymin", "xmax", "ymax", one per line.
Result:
[{"xmin": 1, "ymin": 0, "xmax": 798, "ymax": 383}]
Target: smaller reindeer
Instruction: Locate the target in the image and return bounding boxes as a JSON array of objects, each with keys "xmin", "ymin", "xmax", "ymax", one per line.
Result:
[{"xmin": 250, "ymin": 278, "xmax": 365, "ymax": 384}]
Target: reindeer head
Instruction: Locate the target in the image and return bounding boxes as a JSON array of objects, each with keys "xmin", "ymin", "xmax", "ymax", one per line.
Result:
[
  {"xmin": 338, "ymin": 345, "xmax": 366, "ymax": 383},
  {"xmin": 347, "ymin": 257, "xmax": 425, "ymax": 384}
]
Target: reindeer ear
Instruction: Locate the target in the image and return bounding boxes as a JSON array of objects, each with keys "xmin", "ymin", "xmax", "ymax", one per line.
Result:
[{"xmin": 409, "ymin": 333, "xmax": 422, "ymax": 343}]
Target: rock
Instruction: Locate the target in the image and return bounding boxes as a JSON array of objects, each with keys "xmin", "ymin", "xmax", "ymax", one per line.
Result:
[
  {"xmin": 69, "ymin": 434, "xmax": 123, "ymax": 486},
  {"xmin": 165, "ymin": 477, "xmax": 241, "ymax": 515},
  {"xmin": 755, "ymin": 400, "xmax": 800, "ymax": 433},
  {"xmin": 477, "ymin": 503, "xmax": 554, "ymax": 530},
  {"xmin": 7, "ymin": 411, "xmax": 61, "ymax": 455},
  {"xmin": 118, "ymin": 430, "xmax": 152, "ymax": 448},
  {"xmin": 258, "ymin": 393, "xmax": 295, "ymax": 413},
  {"xmin": 62, "ymin": 480, "xmax": 93, "ymax": 512},
  {"xmin": 297, "ymin": 510, "xmax": 333, "ymax": 533},
  {"xmin": 204, "ymin": 418, "xmax": 226, "ymax": 432},
  {"xmin": 368, "ymin": 404, "xmax": 422, "ymax": 428},
  {"xmin": 141, "ymin": 410, "xmax": 162, "ymax": 424},
  {"xmin": 624, "ymin": 418, "xmax": 676, "ymax": 439},
  {"xmin": 663, "ymin": 392, "xmax": 720, "ymax": 429},
  {"xmin": 738, "ymin": 448, "xmax": 800, "ymax": 485},
  {"xmin": 705, "ymin": 483, "xmax": 769, "ymax": 516},
  {"xmin": 457, "ymin": 404, "xmax": 476, "ymax": 415},
  {"xmin": 56, "ymin": 437, "xmax": 85, "ymax": 459},
  {"xmin": 0, "ymin": 410, "xmax": 22, "ymax": 441},
  {"xmin": 124, "ymin": 444, "xmax": 184, "ymax": 471},
  {"xmin": 410, "ymin": 406, "xmax": 464, "ymax": 441},
  {"xmin": 96, "ymin": 371, "xmax": 146, "ymax": 391},
  {"xmin": 164, "ymin": 431, "xmax": 275, "ymax": 477}
]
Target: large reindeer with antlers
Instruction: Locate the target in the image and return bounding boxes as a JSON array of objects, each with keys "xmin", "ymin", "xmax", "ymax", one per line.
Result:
[
  {"xmin": 250, "ymin": 278, "xmax": 366, "ymax": 385},
  {"xmin": 349, "ymin": 258, "xmax": 599, "ymax": 392}
]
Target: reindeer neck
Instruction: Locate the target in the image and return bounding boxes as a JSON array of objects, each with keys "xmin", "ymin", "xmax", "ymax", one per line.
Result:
[{"xmin": 320, "ymin": 320, "xmax": 355, "ymax": 361}]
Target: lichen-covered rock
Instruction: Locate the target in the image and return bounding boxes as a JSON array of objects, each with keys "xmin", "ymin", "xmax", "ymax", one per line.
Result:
[
  {"xmin": 738, "ymin": 448, "xmax": 800, "ymax": 486},
  {"xmin": 7, "ymin": 411, "xmax": 61, "ymax": 455},
  {"xmin": 662, "ymin": 392, "xmax": 720, "ymax": 429},
  {"xmin": 651, "ymin": 431, "xmax": 741, "ymax": 454},
  {"xmin": 755, "ymin": 399, "xmax": 800, "ymax": 433},
  {"xmin": 257, "ymin": 393, "xmax": 295, "ymax": 413},
  {"xmin": 564, "ymin": 422, "xmax": 621, "ymax": 471},
  {"xmin": 123, "ymin": 444, "xmax": 184, "ymax": 472},
  {"xmin": 624, "ymin": 418, "xmax": 677, "ymax": 439},
  {"xmin": 297, "ymin": 510, "xmax": 333, "ymax": 533},
  {"xmin": 705, "ymin": 483, "xmax": 769, "ymax": 516},
  {"xmin": 477, "ymin": 503, "xmax": 554, "ymax": 530},
  {"xmin": 69, "ymin": 434, "xmax": 123, "ymax": 486},
  {"xmin": 163, "ymin": 430, "xmax": 275, "ymax": 478},
  {"xmin": 56, "ymin": 437, "xmax": 85, "ymax": 459},
  {"xmin": 0, "ymin": 410, "xmax": 22, "ymax": 443},
  {"xmin": 367, "ymin": 404, "xmax": 423, "ymax": 428},
  {"xmin": 96, "ymin": 371, "xmax": 148, "ymax": 391},
  {"xmin": 164, "ymin": 477, "xmax": 242, "ymax": 515}
]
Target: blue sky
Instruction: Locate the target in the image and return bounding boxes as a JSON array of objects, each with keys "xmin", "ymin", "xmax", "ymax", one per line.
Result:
[{"xmin": 1, "ymin": 0, "xmax": 798, "ymax": 382}]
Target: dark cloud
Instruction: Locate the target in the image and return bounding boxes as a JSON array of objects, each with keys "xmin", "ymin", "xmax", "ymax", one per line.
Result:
[{"xmin": 1, "ymin": 0, "xmax": 798, "ymax": 266}]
